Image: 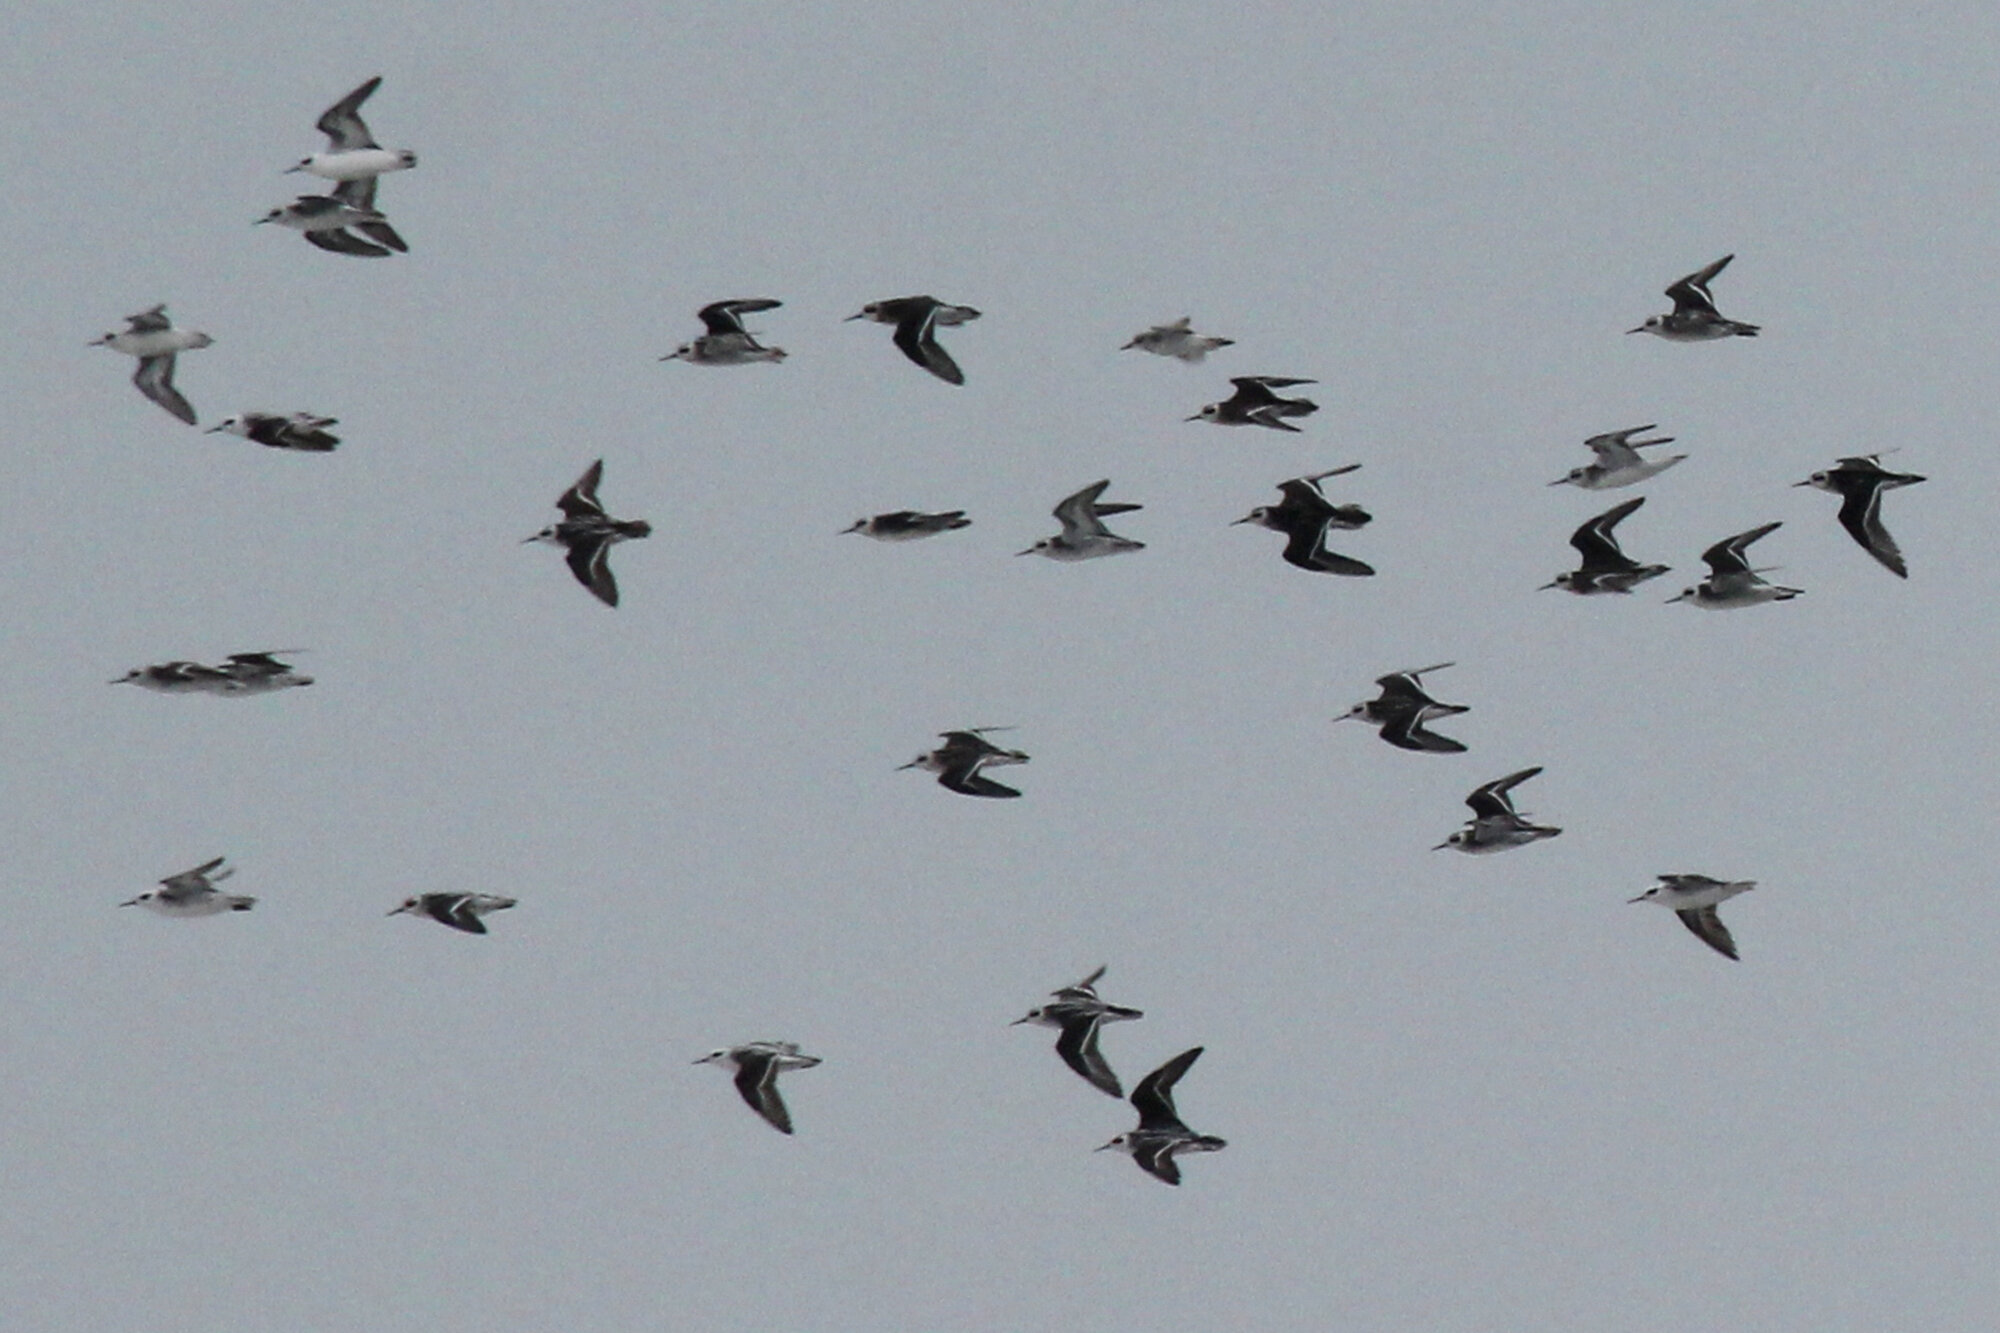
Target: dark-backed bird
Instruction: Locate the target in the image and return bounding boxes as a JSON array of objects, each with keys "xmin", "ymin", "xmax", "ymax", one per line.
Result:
[
  {"xmin": 661, "ymin": 299, "xmax": 786, "ymax": 365},
  {"xmin": 1232, "ymin": 465, "xmax": 1373, "ymax": 575},
  {"xmin": 1012, "ymin": 966, "xmax": 1143, "ymax": 1097},
  {"xmin": 525, "ymin": 460, "xmax": 653, "ymax": 607},
  {"xmin": 846, "ymin": 295, "xmax": 979, "ymax": 384},
  {"xmin": 1096, "ymin": 1047, "xmax": 1227, "ymax": 1186},
  {"xmin": 387, "ymin": 893, "xmax": 517, "ymax": 934},
  {"xmin": 694, "ymin": 1042, "xmax": 821, "ymax": 1135},
  {"xmin": 1668, "ymin": 522, "xmax": 1799, "ymax": 609},
  {"xmin": 1187, "ymin": 376, "xmax": 1318, "ymax": 431},
  {"xmin": 1542, "ymin": 496, "xmax": 1670, "ymax": 594},
  {"xmin": 1629, "ymin": 255, "xmax": 1759, "ymax": 340},
  {"xmin": 1434, "ymin": 766, "xmax": 1562, "ymax": 853},
  {"xmin": 899, "ymin": 728, "xmax": 1030, "ymax": 797},
  {"xmin": 1794, "ymin": 454, "xmax": 1925, "ymax": 578}
]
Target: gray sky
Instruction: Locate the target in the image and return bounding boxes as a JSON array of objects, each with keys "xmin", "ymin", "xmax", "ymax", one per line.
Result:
[{"xmin": 5, "ymin": 3, "xmax": 1999, "ymax": 1329}]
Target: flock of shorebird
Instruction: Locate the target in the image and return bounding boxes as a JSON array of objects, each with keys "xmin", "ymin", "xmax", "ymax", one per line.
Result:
[{"xmin": 93, "ymin": 78, "xmax": 1927, "ymax": 1182}]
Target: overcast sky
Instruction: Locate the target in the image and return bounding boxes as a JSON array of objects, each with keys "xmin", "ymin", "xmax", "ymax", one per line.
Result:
[{"xmin": 4, "ymin": 3, "xmax": 1999, "ymax": 1330}]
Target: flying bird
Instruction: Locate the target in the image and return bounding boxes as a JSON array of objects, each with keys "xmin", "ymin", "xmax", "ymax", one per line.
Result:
[
  {"xmin": 1668, "ymin": 522, "xmax": 1800, "ymax": 609},
  {"xmin": 1542, "ymin": 496, "xmax": 1670, "ymax": 594},
  {"xmin": 1121, "ymin": 317, "xmax": 1233, "ymax": 362},
  {"xmin": 1187, "ymin": 376, "xmax": 1318, "ymax": 431},
  {"xmin": 90, "ymin": 304, "xmax": 211, "ymax": 425},
  {"xmin": 1096, "ymin": 1047, "xmax": 1227, "ymax": 1186},
  {"xmin": 1018, "ymin": 479, "xmax": 1145, "ymax": 561},
  {"xmin": 900, "ymin": 728, "xmax": 1030, "ymax": 798},
  {"xmin": 525, "ymin": 460, "xmax": 653, "ymax": 607},
  {"xmin": 695, "ymin": 1042, "xmax": 822, "ymax": 1134},
  {"xmin": 120, "ymin": 857, "xmax": 255, "ymax": 916},
  {"xmin": 1548, "ymin": 426, "xmax": 1687, "ymax": 490},
  {"xmin": 387, "ymin": 893, "xmax": 517, "ymax": 934},
  {"xmin": 1629, "ymin": 255, "xmax": 1759, "ymax": 340},
  {"xmin": 287, "ymin": 76, "xmax": 417, "ymax": 181},
  {"xmin": 1794, "ymin": 454, "xmax": 1926, "ymax": 578},
  {"xmin": 842, "ymin": 510, "xmax": 971, "ymax": 541},
  {"xmin": 1629, "ymin": 875, "xmax": 1755, "ymax": 960},
  {"xmin": 258, "ymin": 176, "xmax": 406, "ymax": 256},
  {"xmin": 846, "ymin": 295, "xmax": 979, "ymax": 384},
  {"xmin": 1232, "ymin": 465, "xmax": 1373, "ymax": 575},
  {"xmin": 206, "ymin": 413, "xmax": 340, "ymax": 452},
  {"xmin": 660, "ymin": 299, "xmax": 787, "ymax": 366},
  {"xmin": 1336, "ymin": 662, "xmax": 1469, "ymax": 753},
  {"xmin": 1011, "ymin": 966, "xmax": 1143, "ymax": 1098},
  {"xmin": 1434, "ymin": 766, "xmax": 1562, "ymax": 853}
]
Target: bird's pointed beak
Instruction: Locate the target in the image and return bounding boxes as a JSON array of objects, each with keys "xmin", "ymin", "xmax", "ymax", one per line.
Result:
[
  {"xmin": 1431, "ymin": 841, "xmax": 1452, "ymax": 851},
  {"xmin": 284, "ymin": 163, "xmax": 304, "ymax": 174},
  {"xmin": 1229, "ymin": 514, "xmax": 1255, "ymax": 526},
  {"xmin": 843, "ymin": 311, "xmax": 865, "ymax": 321},
  {"xmin": 1182, "ymin": 413, "xmax": 1203, "ymax": 422},
  {"xmin": 1625, "ymin": 325, "xmax": 1645, "ymax": 334},
  {"xmin": 1093, "ymin": 1140, "xmax": 1118, "ymax": 1153},
  {"xmin": 1537, "ymin": 578, "xmax": 1560, "ymax": 591},
  {"xmin": 1791, "ymin": 479, "xmax": 1812, "ymax": 487},
  {"xmin": 203, "ymin": 424, "xmax": 225, "ymax": 433},
  {"xmin": 1546, "ymin": 476, "xmax": 1572, "ymax": 487},
  {"xmin": 1014, "ymin": 547, "xmax": 1036, "ymax": 557},
  {"xmin": 1626, "ymin": 894, "xmax": 1650, "ymax": 904},
  {"xmin": 1008, "ymin": 1015, "xmax": 1032, "ymax": 1026},
  {"xmin": 386, "ymin": 904, "xmax": 411, "ymax": 916},
  {"xmin": 1665, "ymin": 592, "xmax": 1688, "ymax": 604},
  {"xmin": 118, "ymin": 897, "xmax": 140, "ymax": 907},
  {"xmin": 895, "ymin": 760, "xmax": 920, "ymax": 770}
]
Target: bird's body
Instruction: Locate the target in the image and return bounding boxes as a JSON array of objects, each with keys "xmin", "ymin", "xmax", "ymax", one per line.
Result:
[
  {"xmin": 661, "ymin": 299, "xmax": 786, "ymax": 365},
  {"xmin": 387, "ymin": 893, "xmax": 517, "ymax": 934},
  {"xmin": 1549, "ymin": 426, "xmax": 1687, "ymax": 490},
  {"xmin": 695, "ymin": 1042, "xmax": 821, "ymax": 1134},
  {"xmin": 1336, "ymin": 662, "xmax": 1469, "ymax": 753},
  {"xmin": 842, "ymin": 510, "xmax": 970, "ymax": 541},
  {"xmin": 1669, "ymin": 521, "xmax": 1800, "ymax": 609},
  {"xmin": 207, "ymin": 413, "xmax": 341, "ymax": 452},
  {"xmin": 1543, "ymin": 496, "xmax": 1670, "ymax": 594},
  {"xmin": 526, "ymin": 460, "xmax": 652, "ymax": 607},
  {"xmin": 1188, "ymin": 376, "xmax": 1318, "ymax": 431},
  {"xmin": 1629, "ymin": 255, "xmax": 1759, "ymax": 340},
  {"xmin": 91, "ymin": 305, "xmax": 211, "ymax": 425},
  {"xmin": 846, "ymin": 296, "xmax": 979, "ymax": 384},
  {"xmin": 1233, "ymin": 465, "xmax": 1373, "ymax": 575},
  {"xmin": 1019, "ymin": 479, "xmax": 1144, "ymax": 561},
  {"xmin": 1435, "ymin": 766, "xmax": 1561, "ymax": 853},
  {"xmin": 1012, "ymin": 966, "xmax": 1143, "ymax": 1098},
  {"xmin": 1122, "ymin": 317, "xmax": 1233, "ymax": 362},
  {"xmin": 111, "ymin": 660, "xmax": 236, "ymax": 694},
  {"xmin": 112, "ymin": 652, "xmax": 309, "ymax": 695},
  {"xmin": 287, "ymin": 76, "xmax": 417, "ymax": 181},
  {"xmin": 901, "ymin": 728, "xmax": 1030, "ymax": 798},
  {"xmin": 1630, "ymin": 875, "xmax": 1755, "ymax": 959},
  {"xmin": 1795, "ymin": 454, "xmax": 1925, "ymax": 578},
  {"xmin": 1097, "ymin": 1047, "xmax": 1226, "ymax": 1186},
  {"xmin": 120, "ymin": 856, "xmax": 255, "ymax": 916}
]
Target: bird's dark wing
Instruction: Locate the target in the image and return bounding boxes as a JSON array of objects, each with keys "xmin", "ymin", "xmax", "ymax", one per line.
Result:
[
  {"xmin": 318, "ymin": 76, "xmax": 383, "ymax": 150},
  {"xmin": 1054, "ymin": 1016, "xmax": 1123, "ymax": 1097},
  {"xmin": 733, "ymin": 1054, "xmax": 793, "ymax": 1133},
  {"xmin": 1132, "ymin": 1141, "xmax": 1182, "ymax": 1186},
  {"xmin": 565, "ymin": 537, "xmax": 620, "ymax": 607},
  {"xmin": 1130, "ymin": 1046, "xmax": 1202, "ymax": 1130},
  {"xmin": 304, "ymin": 229, "xmax": 392, "ymax": 257},
  {"xmin": 1677, "ymin": 906, "xmax": 1738, "ymax": 960},
  {"xmin": 892, "ymin": 306, "xmax": 964, "ymax": 385},
  {"xmin": 1665, "ymin": 254, "xmax": 1731, "ymax": 316},
  {"xmin": 1835, "ymin": 480, "xmax": 1907, "ymax": 578},
  {"xmin": 557, "ymin": 461, "xmax": 607, "ymax": 519},
  {"xmin": 134, "ymin": 356, "xmax": 197, "ymax": 425}
]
